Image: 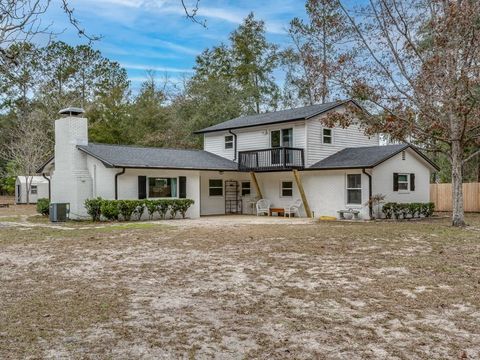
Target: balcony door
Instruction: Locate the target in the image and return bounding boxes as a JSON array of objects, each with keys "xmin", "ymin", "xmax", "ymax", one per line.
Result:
[{"xmin": 271, "ymin": 128, "xmax": 292, "ymax": 165}]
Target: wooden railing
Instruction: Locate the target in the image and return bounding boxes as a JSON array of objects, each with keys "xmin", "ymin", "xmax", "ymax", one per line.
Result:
[{"xmin": 238, "ymin": 147, "xmax": 304, "ymax": 172}]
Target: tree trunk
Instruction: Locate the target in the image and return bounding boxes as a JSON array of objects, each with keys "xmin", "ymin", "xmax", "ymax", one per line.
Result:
[
  {"xmin": 451, "ymin": 140, "xmax": 465, "ymax": 226},
  {"xmin": 25, "ymin": 176, "xmax": 30, "ymax": 205}
]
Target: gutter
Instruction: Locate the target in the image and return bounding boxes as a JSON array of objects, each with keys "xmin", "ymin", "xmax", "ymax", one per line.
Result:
[
  {"xmin": 362, "ymin": 168, "xmax": 373, "ymax": 219},
  {"xmin": 42, "ymin": 173, "xmax": 51, "ymax": 201},
  {"xmin": 228, "ymin": 129, "xmax": 238, "ymax": 161},
  {"xmin": 114, "ymin": 168, "xmax": 126, "ymax": 200}
]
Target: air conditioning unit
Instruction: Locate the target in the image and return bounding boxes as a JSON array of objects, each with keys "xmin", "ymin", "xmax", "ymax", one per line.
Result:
[{"xmin": 49, "ymin": 203, "xmax": 70, "ymax": 222}]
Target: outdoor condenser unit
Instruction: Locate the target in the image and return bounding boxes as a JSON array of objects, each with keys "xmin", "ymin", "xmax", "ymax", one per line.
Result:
[{"xmin": 49, "ymin": 203, "xmax": 70, "ymax": 222}]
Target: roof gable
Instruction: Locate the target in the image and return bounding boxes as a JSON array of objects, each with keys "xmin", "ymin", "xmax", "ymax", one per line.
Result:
[
  {"xmin": 308, "ymin": 144, "xmax": 439, "ymax": 171},
  {"xmin": 195, "ymin": 100, "xmax": 361, "ymax": 134}
]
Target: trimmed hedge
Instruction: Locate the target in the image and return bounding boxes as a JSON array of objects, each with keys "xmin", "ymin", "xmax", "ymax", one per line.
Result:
[
  {"xmin": 382, "ymin": 202, "xmax": 434, "ymax": 219},
  {"xmin": 36, "ymin": 198, "xmax": 50, "ymax": 216},
  {"xmin": 83, "ymin": 198, "xmax": 195, "ymax": 222}
]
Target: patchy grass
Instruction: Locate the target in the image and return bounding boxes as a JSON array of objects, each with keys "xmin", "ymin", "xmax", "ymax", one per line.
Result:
[{"xmin": 0, "ymin": 213, "xmax": 479, "ymax": 359}]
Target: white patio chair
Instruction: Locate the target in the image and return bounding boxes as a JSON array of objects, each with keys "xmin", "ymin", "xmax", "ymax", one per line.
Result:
[
  {"xmin": 256, "ymin": 199, "xmax": 271, "ymax": 216},
  {"xmin": 284, "ymin": 199, "xmax": 302, "ymax": 218}
]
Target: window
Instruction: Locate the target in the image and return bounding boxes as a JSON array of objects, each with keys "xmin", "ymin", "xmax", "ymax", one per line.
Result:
[
  {"xmin": 209, "ymin": 179, "xmax": 223, "ymax": 196},
  {"xmin": 323, "ymin": 128, "xmax": 332, "ymax": 144},
  {"xmin": 225, "ymin": 135, "xmax": 233, "ymax": 149},
  {"xmin": 241, "ymin": 181, "xmax": 251, "ymax": 196},
  {"xmin": 148, "ymin": 177, "xmax": 177, "ymax": 198},
  {"xmin": 30, "ymin": 185, "xmax": 38, "ymax": 195},
  {"xmin": 346, "ymin": 174, "xmax": 361, "ymax": 205},
  {"xmin": 281, "ymin": 181, "xmax": 293, "ymax": 197},
  {"xmin": 398, "ymin": 173, "xmax": 409, "ymax": 191}
]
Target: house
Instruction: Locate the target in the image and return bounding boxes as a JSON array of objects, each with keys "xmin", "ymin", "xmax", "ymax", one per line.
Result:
[
  {"xmin": 15, "ymin": 176, "xmax": 50, "ymax": 204},
  {"xmin": 37, "ymin": 102, "xmax": 438, "ymax": 220}
]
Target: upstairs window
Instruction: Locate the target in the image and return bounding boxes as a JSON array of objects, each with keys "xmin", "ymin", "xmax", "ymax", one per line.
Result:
[
  {"xmin": 323, "ymin": 128, "xmax": 333, "ymax": 144},
  {"xmin": 225, "ymin": 135, "xmax": 234, "ymax": 149},
  {"xmin": 209, "ymin": 179, "xmax": 223, "ymax": 196},
  {"xmin": 346, "ymin": 174, "xmax": 361, "ymax": 204}
]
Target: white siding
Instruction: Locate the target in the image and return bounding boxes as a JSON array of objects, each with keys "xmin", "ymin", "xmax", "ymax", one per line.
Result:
[
  {"xmin": 372, "ymin": 148, "xmax": 432, "ymax": 205},
  {"xmin": 306, "ymin": 112, "xmax": 379, "ymax": 166},
  {"xmin": 15, "ymin": 177, "xmax": 50, "ymax": 204},
  {"xmin": 203, "ymin": 121, "xmax": 306, "ymax": 159}
]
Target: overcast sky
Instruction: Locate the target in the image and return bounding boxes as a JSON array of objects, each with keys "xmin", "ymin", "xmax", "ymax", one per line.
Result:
[{"xmin": 47, "ymin": 0, "xmax": 310, "ymax": 88}]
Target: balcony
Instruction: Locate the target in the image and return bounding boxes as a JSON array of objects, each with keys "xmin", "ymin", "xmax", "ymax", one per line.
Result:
[{"xmin": 238, "ymin": 147, "xmax": 305, "ymax": 172}]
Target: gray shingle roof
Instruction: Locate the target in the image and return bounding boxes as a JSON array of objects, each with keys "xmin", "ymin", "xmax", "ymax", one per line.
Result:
[
  {"xmin": 308, "ymin": 144, "xmax": 439, "ymax": 170},
  {"xmin": 195, "ymin": 100, "xmax": 355, "ymax": 133},
  {"xmin": 77, "ymin": 143, "xmax": 238, "ymax": 171}
]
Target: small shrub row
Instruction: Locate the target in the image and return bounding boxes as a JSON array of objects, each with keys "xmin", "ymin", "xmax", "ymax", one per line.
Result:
[
  {"xmin": 36, "ymin": 198, "xmax": 50, "ymax": 216},
  {"xmin": 84, "ymin": 198, "xmax": 194, "ymax": 222},
  {"xmin": 382, "ymin": 202, "xmax": 435, "ymax": 219}
]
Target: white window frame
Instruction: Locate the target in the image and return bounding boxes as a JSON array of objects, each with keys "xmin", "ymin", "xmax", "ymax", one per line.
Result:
[
  {"xmin": 270, "ymin": 127, "xmax": 294, "ymax": 147},
  {"xmin": 241, "ymin": 181, "xmax": 251, "ymax": 196},
  {"xmin": 346, "ymin": 174, "xmax": 362, "ymax": 206},
  {"xmin": 30, "ymin": 185, "xmax": 38, "ymax": 195},
  {"xmin": 322, "ymin": 128, "xmax": 333, "ymax": 144},
  {"xmin": 280, "ymin": 180, "xmax": 293, "ymax": 198},
  {"xmin": 209, "ymin": 179, "xmax": 224, "ymax": 197},
  {"xmin": 147, "ymin": 177, "xmax": 179, "ymax": 199},
  {"xmin": 225, "ymin": 135, "xmax": 234, "ymax": 149},
  {"xmin": 398, "ymin": 173, "xmax": 410, "ymax": 192}
]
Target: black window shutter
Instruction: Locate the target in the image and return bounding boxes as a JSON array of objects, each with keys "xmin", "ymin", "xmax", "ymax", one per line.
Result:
[
  {"xmin": 179, "ymin": 176, "xmax": 187, "ymax": 198},
  {"xmin": 138, "ymin": 176, "xmax": 147, "ymax": 199},
  {"xmin": 393, "ymin": 173, "xmax": 399, "ymax": 191},
  {"xmin": 410, "ymin": 173, "xmax": 415, "ymax": 191}
]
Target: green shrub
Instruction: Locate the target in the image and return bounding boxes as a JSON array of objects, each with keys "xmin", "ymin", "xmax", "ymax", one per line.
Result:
[
  {"xmin": 84, "ymin": 197, "xmax": 103, "ymax": 221},
  {"xmin": 176, "ymin": 199, "xmax": 194, "ymax": 219},
  {"xmin": 382, "ymin": 202, "xmax": 434, "ymax": 220},
  {"xmin": 169, "ymin": 200, "xmax": 181, "ymax": 219},
  {"xmin": 382, "ymin": 203, "xmax": 394, "ymax": 219},
  {"xmin": 118, "ymin": 200, "xmax": 138, "ymax": 221},
  {"xmin": 157, "ymin": 200, "xmax": 171, "ymax": 219},
  {"xmin": 420, "ymin": 202, "xmax": 435, "ymax": 217},
  {"xmin": 145, "ymin": 200, "xmax": 158, "ymax": 220},
  {"xmin": 36, "ymin": 198, "xmax": 50, "ymax": 216},
  {"xmin": 100, "ymin": 200, "xmax": 119, "ymax": 221},
  {"xmin": 133, "ymin": 201, "xmax": 145, "ymax": 220}
]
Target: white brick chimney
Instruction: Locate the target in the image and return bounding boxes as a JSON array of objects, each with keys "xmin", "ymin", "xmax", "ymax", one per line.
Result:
[{"xmin": 50, "ymin": 107, "xmax": 92, "ymax": 219}]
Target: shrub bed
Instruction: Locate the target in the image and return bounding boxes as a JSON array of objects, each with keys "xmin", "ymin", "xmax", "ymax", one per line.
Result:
[
  {"xmin": 382, "ymin": 202, "xmax": 435, "ymax": 220},
  {"xmin": 83, "ymin": 198, "xmax": 195, "ymax": 222},
  {"xmin": 36, "ymin": 198, "xmax": 50, "ymax": 216}
]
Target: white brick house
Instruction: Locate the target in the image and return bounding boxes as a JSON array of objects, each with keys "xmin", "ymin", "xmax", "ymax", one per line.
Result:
[{"xmin": 38, "ymin": 101, "xmax": 438, "ymax": 220}]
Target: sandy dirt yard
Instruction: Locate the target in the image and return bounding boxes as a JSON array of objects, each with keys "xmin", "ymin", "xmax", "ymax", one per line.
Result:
[{"xmin": 1, "ymin": 207, "xmax": 480, "ymax": 359}]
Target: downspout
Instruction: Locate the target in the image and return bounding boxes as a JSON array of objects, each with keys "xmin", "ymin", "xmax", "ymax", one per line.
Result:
[
  {"xmin": 115, "ymin": 168, "xmax": 126, "ymax": 200},
  {"xmin": 228, "ymin": 130, "xmax": 237, "ymax": 161},
  {"xmin": 362, "ymin": 168, "xmax": 373, "ymax": 219},
  {"xmin": 42, "ymin": 173, "xmax": 51, "ymax": 201}
]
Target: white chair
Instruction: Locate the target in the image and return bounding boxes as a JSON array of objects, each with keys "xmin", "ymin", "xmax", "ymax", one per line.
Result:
[
  {"xmin": 284, "ymin": 199, "xmax": 302, "ymax": 218},
  {"xmin": 256, "ymin": 199, "xmax": 271, "ymax": 216}
]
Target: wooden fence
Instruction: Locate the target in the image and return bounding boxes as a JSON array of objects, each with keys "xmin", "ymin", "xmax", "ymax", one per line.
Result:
[{"xmin": 430, "ymin": 182, "xmax": 480, "ymax": 212}]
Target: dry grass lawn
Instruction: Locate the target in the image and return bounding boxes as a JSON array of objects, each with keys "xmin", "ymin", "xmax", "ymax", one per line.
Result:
[{"xmin": 1, "ymin": 207, "xmax": 480, "ymax": 359}]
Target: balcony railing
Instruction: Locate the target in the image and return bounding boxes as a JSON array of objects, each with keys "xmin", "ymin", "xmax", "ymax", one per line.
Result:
[{"xmin": 238, "ymin": 147, "xmax": 305, "ymax": 172}]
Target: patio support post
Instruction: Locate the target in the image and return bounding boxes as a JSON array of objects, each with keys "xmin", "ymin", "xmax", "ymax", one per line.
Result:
[
  {"xmin": 293, "ymin": 169, "xmax": 312, "ymax": 218},
  {"xmin": 250, "ymin": 172, "xmax": 263, "ymax": 199}
]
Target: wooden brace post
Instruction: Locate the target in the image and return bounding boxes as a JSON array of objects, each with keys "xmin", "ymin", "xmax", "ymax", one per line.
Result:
[
  {"xmin": 250, "ymin": 172, "xmax": 263, "ymax": 199},
  {"xmin": 293, "ymin": 169, "xmax": 312, "ymax": 218}
]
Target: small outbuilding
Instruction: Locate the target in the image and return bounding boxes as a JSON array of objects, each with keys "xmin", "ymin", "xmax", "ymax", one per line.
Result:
[{"xmin": 15, "ymin": 176, "xmax": 50, "ymax": 204}]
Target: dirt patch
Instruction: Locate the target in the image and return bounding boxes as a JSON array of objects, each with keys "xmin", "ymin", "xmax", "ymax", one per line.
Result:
[{"xmin": 1, "ymin": 213, "xmax": 479, "ymax": 358}]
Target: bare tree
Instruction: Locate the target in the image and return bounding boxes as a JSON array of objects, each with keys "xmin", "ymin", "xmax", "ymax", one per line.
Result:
[
  {"xmin": 324, "ymin": 0, "xmax": 480, "ymax": 227},
  {"xmin": 4, "ymin": 111, "xmax": 53, "ymax": 204}
]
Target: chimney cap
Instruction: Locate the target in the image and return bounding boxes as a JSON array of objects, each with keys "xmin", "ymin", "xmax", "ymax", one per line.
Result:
[{"xmin": 59, "ymin": 107, "xmax": 85, "ymax": 116}]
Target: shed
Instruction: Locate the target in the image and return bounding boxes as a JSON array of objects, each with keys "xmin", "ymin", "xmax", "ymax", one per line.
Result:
[{"xmin": 15, "ymin": 176, "xmax": 50, "ymax": 204}]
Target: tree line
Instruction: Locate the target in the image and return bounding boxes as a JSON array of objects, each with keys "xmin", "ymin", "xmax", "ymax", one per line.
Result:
[{"xmin": 1, "ymin": 0, "xmax": 479, "ymax": 226}]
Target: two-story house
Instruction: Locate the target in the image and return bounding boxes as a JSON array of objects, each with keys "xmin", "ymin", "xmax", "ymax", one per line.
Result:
[{"xmin": 38, "ymin": 101, "xmax": 438, "ymax": 220}]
